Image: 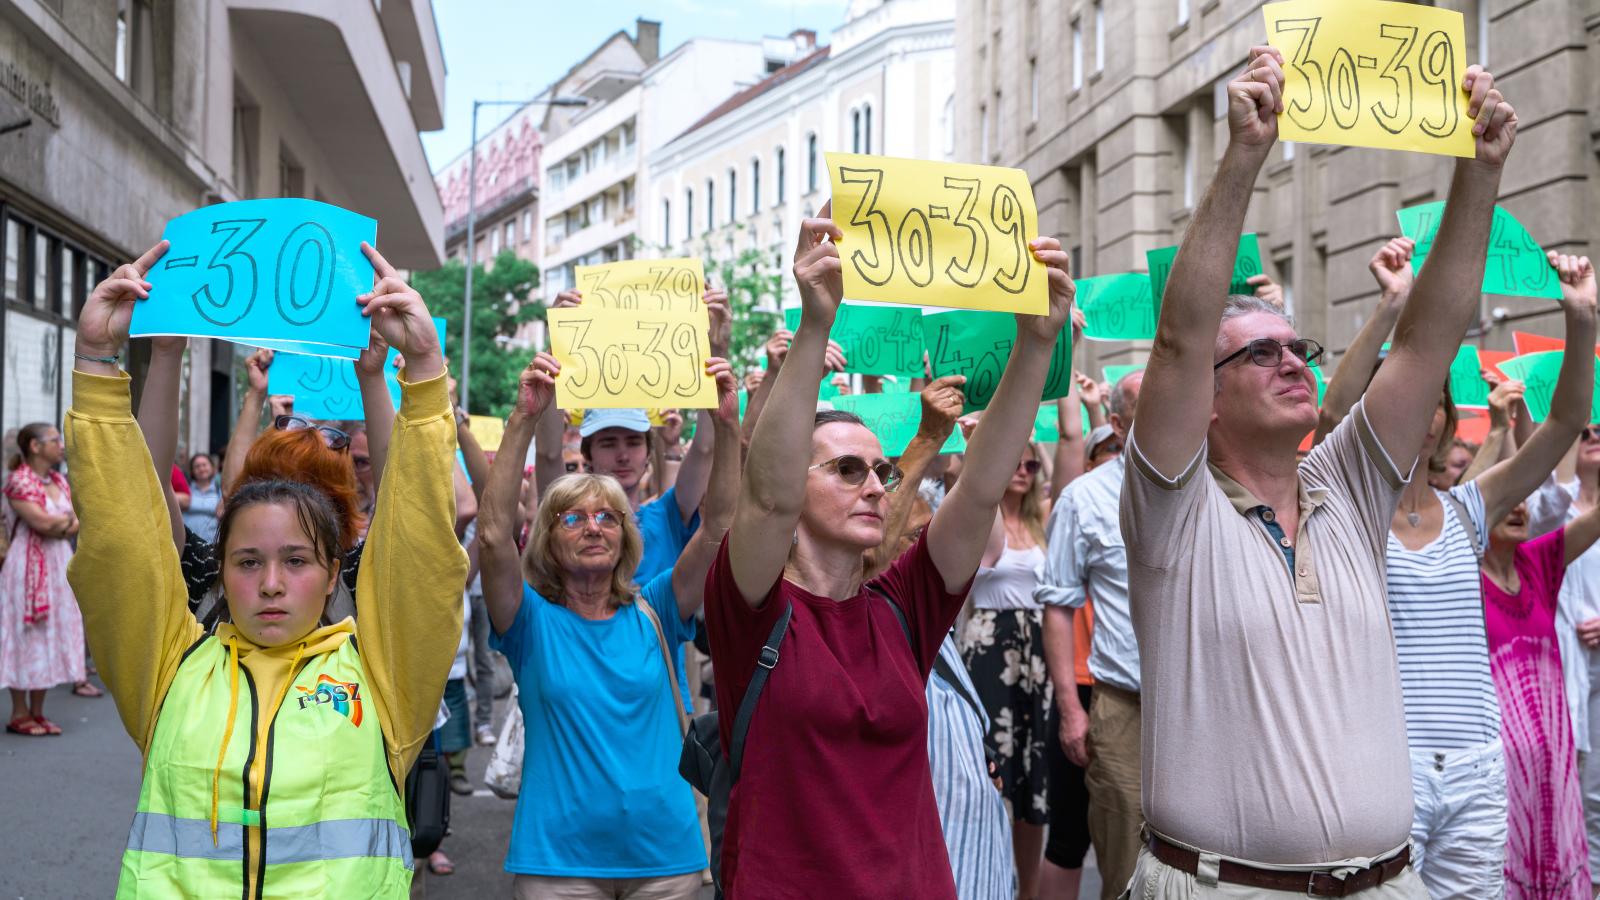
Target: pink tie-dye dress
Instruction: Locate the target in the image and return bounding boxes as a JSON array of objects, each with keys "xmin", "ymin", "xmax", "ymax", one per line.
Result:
[{"xmin": 1483, "ymin": 529, "xmax": 1589, "ymax": 899}]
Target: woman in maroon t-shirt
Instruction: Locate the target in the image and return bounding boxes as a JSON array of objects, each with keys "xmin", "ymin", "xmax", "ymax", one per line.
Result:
[{"xmin": 704, "ymin": 204, "xmax": 1077, "ymax": 899}]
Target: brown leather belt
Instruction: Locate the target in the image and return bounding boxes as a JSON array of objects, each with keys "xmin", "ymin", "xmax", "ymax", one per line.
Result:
[{"xmin": 1146, "ymin": 833, "xmax": 1410, "ymax": 897}]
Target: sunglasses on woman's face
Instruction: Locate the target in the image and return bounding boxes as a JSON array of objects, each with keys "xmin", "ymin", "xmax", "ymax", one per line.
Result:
[
  {"xmin": 1213, "ymin": 337, "xmax": 1325, "ymax": 371},
  {"xmin": 1016, "ymin": 459, "xmax": 1042, "ymax": 476},
  {"xmin": 557, "ymin": 509, "xmax": 625, "ymax": 532},
  {"xmin": 809, "ymin": 454, "xmax": 903, "ymax": 491},
  {"xmin": 1583, "ymin": 426, "xmax": 1600, "ymax": 443},
  {"xmin": 274, "ymin": 415, "xmax": 351, "ymax": 451}
]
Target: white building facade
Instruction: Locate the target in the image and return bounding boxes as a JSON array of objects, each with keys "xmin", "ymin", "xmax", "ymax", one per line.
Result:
[{"xmin": 643, "ymin": 0, "xmax": 956, "ymax": 307}]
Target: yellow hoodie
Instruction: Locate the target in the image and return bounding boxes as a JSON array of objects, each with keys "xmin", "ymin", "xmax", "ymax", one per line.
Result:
[{"xmin": 64, "ymin": 367, "xmax": 468, "ymax": 807}]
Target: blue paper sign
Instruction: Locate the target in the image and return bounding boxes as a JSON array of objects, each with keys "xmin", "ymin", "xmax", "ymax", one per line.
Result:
[
  {"xmin": 252, "ymin": 339, "xmax": 362, "ymax": 360},
  {"xmin": 267, "ymin": 317, "xmax": 448, "ymax": 421},
  {"xmin": 133, "ymin": 199, "xmax": 377, "ymax": 356}
]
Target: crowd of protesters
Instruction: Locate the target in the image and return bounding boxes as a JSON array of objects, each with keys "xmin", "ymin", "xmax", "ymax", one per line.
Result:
[{"xmin": 7, "ymin": 44, "xmax": 1600, "ymax": 900}]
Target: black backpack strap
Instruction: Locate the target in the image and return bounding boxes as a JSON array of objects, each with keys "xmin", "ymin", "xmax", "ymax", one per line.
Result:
[
  {"xmin": 1442, "ymin": 489, "xmax": 1483, "ymax": 559},
  {"xmin": 728, "ymin": 603, "xmax": 793, "ymax": 779},
  {"xmin": 866, "ymin": 582, "xmax": 916, "ymax": 661},
  {"xmin": 930, "ymin": 644, "xmax": 987, "ymax": 729}
]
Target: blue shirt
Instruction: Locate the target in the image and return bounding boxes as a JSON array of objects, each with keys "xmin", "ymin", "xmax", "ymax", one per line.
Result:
[
  {"xmin": 635, "ymin": 486, "xmax": 699, "ymax": 711},
  {"xmin": 927, "ymin": 634, "xmax": 1015, "ymax": 900},
  {"xmin": 491, "ymin": 571, "xmax": 707, "ymax": 877}
]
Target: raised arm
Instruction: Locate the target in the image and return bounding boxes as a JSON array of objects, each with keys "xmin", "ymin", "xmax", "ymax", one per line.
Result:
[
  {"xmin": 1314, "ymin": 239, "xmax": 1414, "ymax": 444},
  {"xmin": 671, "ymin": 359, "xmax": 739, "ymax": 619},
  {"xmin": 345, "ymin": 242, "xmax": 469, "ymax": 775},
  {"xmin": 479, "ymin": 354, "xmax": 555, "ymax": 635},
  {"xmin": 864, "ymin": 375, "xmax": 965, "ymax": 577},
  {"xmin": 64, "ymin": 240, "xmax": 205, "ymax": 753},
  {"xmin": 728, "ymin": 209, "xmax": 847, "ymax": 605},
  {"xmin": 135, "ymin": 337, "xmax": 188, "ymax": 549},
  {"xmin": 353, "ymin": 329, "xmax": 395, "ymax": 496},
  {"xmin": 927, "ymin": 240, "xmax": 1075, "ymax": 592},
  {"xmin": 1474, "ymin": 255, "xmax": 1596, "ymax": 524},
  {"xmin": 220, "ymin": 349, "xmax": 274, "ymax": 491},
  {"xmin": 1136, "ymin": 47, "xmax": 1284, "ymax": 476},
  {"xmin": 1053, "ymin": 372, "xmax": 1095, "ymax": 497},
  {"xmin": 1463, "ymin": 378, "xmax": 1521, "ymax": 483},
  {"xmin": 1364, "ymin": 68, "xmax": 1516, "ymax": 466},
  {"xmin": 1566, "ymin": 496, "xmax": 1600, "ymax": 566},
  {"xmin": 672, "ymin": 289, "xmax": 725, "ymax": 520},
  {"xmin": 455, "ymin": 408, "xmax": 491, "ymax": 502}
]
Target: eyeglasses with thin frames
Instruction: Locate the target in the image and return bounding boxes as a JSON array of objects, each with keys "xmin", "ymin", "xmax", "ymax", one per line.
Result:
[
  {"xmin": 809, "ymin": 455, "xmax": 903, "ymax": 491},
  {"xmin": 557, "ymin": 509, "xmax": 625, "ymax": 532},
  {"xmin": 1213, "ymin": 338, "xmax": 1325, "ymax": 372}
]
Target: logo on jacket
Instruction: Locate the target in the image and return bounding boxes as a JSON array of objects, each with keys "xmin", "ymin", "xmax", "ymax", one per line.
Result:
[{"xmin": 295, "ymin": 674, "xmax": 363, "ymax": 727}]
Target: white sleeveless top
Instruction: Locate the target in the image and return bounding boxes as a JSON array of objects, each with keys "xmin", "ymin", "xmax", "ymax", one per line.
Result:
[{"xmin": 971, "ymin": 541, "xmax": 1046, "ymax": 611}]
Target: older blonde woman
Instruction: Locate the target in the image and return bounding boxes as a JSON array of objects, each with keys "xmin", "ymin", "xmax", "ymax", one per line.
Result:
[{"xmin": 478, "ymin": 352, "xmax": 739, "ymax": 900}]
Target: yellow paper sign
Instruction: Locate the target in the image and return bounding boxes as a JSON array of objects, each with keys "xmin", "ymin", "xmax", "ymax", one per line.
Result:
[
  {"xmin": 573, "ymin": 258, "xmax": 705, "ymax": 312},
  {"xmin": 826, "ymin": 153, "xmax": 1047, "ymax": 315},
  {"xmin": 468, "ymin": 415, "xmax": 504, "ymax": 452},
  {"xmin": 547, "ymin": 307, "xmax": 716, "ymax": 410},
  {"xmin": 1263, "ymin": 0, "xmax": 1474, "ymax": 158}
]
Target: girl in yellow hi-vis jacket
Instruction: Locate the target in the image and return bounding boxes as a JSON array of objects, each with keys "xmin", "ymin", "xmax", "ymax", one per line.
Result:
[{"xmin": 64, "ymin": 240, "xmax": 468, "ymax": 899}]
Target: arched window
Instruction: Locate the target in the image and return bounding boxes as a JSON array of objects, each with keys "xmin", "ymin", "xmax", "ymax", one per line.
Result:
[
  {"xmin": 806, "ymin": 134, "xmax": 818, "ymax": 193},
  {"xmin": 776, "ymin": 146, "xmax": 787, "ymax": 204}
]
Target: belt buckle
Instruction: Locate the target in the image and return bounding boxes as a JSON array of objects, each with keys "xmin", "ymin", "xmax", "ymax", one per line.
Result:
[{"xmin": 1308, "ymin": 871, "xmax": 1346, "ymax": 898}]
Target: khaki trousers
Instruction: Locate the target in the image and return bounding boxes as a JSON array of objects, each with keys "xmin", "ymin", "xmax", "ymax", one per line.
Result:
[
  {"xmin": 511, "ymin": 872, "xmax": 702, "ymax": 900},
  {"xmin": 1086, "ymin": 684, "xmax": 1145, "ymax": 900},
  {"xmin": 1121, "ymin": 846, "xmax": 1427, "ymax": 899}
]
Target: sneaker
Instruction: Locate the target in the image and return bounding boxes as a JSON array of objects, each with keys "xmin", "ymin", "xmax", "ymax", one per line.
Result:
[
  {"xmin": 449, "ymin": 772, "xmax": 472, "ymax": 796},
  {"xmin": 476, "ymin": 724, "xmax": 497, "ymax": 747}
]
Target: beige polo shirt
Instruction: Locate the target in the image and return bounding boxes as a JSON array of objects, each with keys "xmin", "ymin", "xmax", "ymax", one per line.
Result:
[{"xmin": 1121, "ymin": 400, "xmax": 1414, "ymax": 865}]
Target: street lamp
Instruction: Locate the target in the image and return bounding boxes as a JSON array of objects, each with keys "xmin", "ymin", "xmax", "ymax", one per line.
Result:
[{"xmin": 461, "ymin": 95, "xmax": 589, "ymax": 414}]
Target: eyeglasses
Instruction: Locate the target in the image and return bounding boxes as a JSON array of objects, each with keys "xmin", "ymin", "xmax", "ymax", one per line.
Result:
[
  {"xmin": 564, "ymin": 461, "xmax": 582, "ymax": 473},
  {"xmin": 1016, "ymin": 459, "xmax": 1042, "ymax": 476},
  {"xmin": 809, "ymin": 455, "xmax": 902, "ymax": 491},
  {"xmin": 274, "ymin": 415, "xmax": 351, "ymax": 451},
  {"xmin": 1213, "ymin": 338, "xmax": 1325, "ymax": 372},
  {"xmin": 557, "ymin": 509, "xmax": 625, "ymax": 532},
  {"xmin": 1583, "ymin": 426, "xmax": 1600, "ymax": 442}
]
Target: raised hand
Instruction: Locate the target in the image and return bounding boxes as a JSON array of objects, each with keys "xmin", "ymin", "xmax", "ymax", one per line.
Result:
[
  {"xmin": 1549, "ymin": 252, "xmax": 1596, "ymax": 317},
  {"xmin": 1578, "ymin": 617, "xmax": 1600, "ymax": 650},
  {"xmin": 743, "ymin": 368, "xmax": 766, "ymax": 393},
  {"xmin": 824, "ymin": 340, "xmax": 848, "ymax": 373},
  {"xmin": 267, "ymin": 395, "xmax": 294, "ymax": 418},
  {"xmin": 357, "ymin": 242, "xmax": 442, "ymax": 380},
  {"xmin": 1018, "ymin": 236, "xmax": 1075, "ymax": 344},
  {"xmin": 1368, "ymin": 237, "xmax": 1416, "ymax": 300},
  {"xmin": 354, "ymin": 327, "xmax": 391, "ymax": 378},
  {"xmin": 1486, "ymin": 378, "xmax": 1524, "ymax": 429},
  {"xmin": 1463, "ymin": 67, "xmax": 1516, "ymax": 168},
  {"xmin": 706, "ymin": 358, "xmax": 739, "ymax": 426},
  {"xmin": 917, "ymin": 375, "xmax": 967, "ymax": 442},
  {"xmin": 706, "ymin": 286, "xmax": 732, "ymax": 357},
  {"xmin": 1073, "ymin": 370, "xmax": 1104, "ymax": 410},
  {"xmin": 553, "ymin": 289, "xmax": 582, "ymax": 309},
  {"xmin": 1227, "ymin": 46, "xmax": 1284, "ymax": 152},
  {"xmin": 765, "ymin": 328, "xmax": 793, "ymax": 370},
  {"xmin": 1247, "ymin": 274, "xmax": 1285, "ymax": 310},
  {"xmin": 516, "ymin": 353, "xmax": 560, "ymax": 420},
  {"xmin": 244, "ymin": 348, "xmax": 275, "ymax": 393},
  {"xmin": 77, "ymin": 240, "xmax": 168, "ymax": 359},
  {"xmin": 792, "ymin": 200, "xmax": 845, "ymax": 328}
]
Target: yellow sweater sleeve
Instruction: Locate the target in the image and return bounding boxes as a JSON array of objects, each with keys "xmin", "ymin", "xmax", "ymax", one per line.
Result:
[
  {"xmin": 63, "ymin": 370, "xmax": 202, "ymax": 756},
  {"xmin": 355, "ymin": 371, "xmax": 469, "ymax": 786}
]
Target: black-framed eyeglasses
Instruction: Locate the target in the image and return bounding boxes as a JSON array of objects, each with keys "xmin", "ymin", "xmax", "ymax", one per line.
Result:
[
  {"xmin": 1213, "ymin": 338, "xmax": 1325, "ymax": 371},
  {"xmin": 1583, "ymin": 426, "xmax": 1600, "ymax": 443},
  {"xmin": 557, "ymin": 509, "xmax": 625, "ymax": 532},
  {"xmin": 274, "ymin": 415, "xmax": 350, "ymax": 451},
  {"xmin": 809, "ymin": 454, "xmax": 903, "ymax": 491}
]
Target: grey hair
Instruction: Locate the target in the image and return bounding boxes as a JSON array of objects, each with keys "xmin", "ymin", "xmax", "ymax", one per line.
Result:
[
  {"xmin": 1108, "ymin": 371, "xmax": 1140, "ymax": 420},
  {"xmin": 1215, "ymin": 294, "xmax": 1294, "ymax": 359}
]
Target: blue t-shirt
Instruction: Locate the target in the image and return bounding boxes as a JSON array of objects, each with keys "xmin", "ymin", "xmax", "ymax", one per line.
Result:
[
  {"xmin": 635, "ymin": 486, "xmax": 700, "ymax": 712},
  {"xmin": 491, "ymin": 571, "xmax": 706, "ymax": 877}
]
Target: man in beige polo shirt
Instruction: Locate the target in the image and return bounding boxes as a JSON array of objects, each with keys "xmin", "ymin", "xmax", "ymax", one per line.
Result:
[{"xmin": 1118, "ymin": 46, "xmax": 1518, "ymax": 897}]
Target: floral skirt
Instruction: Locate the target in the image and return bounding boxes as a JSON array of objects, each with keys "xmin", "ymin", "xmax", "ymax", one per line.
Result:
[{"xmin": 959, "ymin": 608, "xmax": 1053, "ymax": 825}]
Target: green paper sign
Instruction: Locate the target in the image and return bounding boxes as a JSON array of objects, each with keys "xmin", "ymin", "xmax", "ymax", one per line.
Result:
[
  {"xmin": 1147, "ymin": 233, "xmax": 1263, "ymax": 314},
  {"xmin": 784, "ymin": 303, "xmax": 927, "ymax": 377},
  {"xmin": 1031, "ymin": 403, "xmax": 1093, "ymax": 444},
  {"xmin": 829, "ymin": 393, "xmax": 966, "ymax": 456},
  {"xmin": 922, "ymin": 309, "xmax": 1073, "ymax": 413},
  {"xmin": 1395, "ymin": 203, "xmax": 1561, "ymax": 300},
  {"xmin": 1495, "ymin": 351, "xmax": 1600, "ymax": 424},
  {"xmin": 1077, "ymin": 273, "xmax": 1156, "ymax": 341},
  {"xmin": 1380, "ymin": 343, "xmax": 1490, "ymax": 410}
]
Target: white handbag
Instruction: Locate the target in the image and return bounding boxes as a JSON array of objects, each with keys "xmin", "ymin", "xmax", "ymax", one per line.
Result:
[{"xmin": 484, "ymin": 684, "xmax": 523, "ymax": 799}]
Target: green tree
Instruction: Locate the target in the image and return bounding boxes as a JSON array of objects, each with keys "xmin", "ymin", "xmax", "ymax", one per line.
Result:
[
  {"xmin": 411, "ymin": 250, "xmax": 541, "ymax": 417},
  {"xmin": 698, "ymin": 239, "xmax": 784, "ymax": 374}
]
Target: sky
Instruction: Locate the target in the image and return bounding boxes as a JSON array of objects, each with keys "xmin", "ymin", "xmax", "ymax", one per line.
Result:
[{"xmin": 421, "ymin": 1, "xmax": 848, "ymax": 172}]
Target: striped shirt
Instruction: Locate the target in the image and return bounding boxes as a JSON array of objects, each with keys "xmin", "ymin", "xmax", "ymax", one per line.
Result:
[
  {"xmin": 1385, "ymin": 482, "xmax": 1500, "ymax": 751},
  {"xmin": 927, "ymin": 634, "xmax": 1015, "ymax": 900}
]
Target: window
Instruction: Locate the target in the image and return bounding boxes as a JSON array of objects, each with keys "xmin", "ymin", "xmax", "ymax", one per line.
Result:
[
  {"xmin": 1182, "ymin": 126, "xmax": 1196, "ymax": 208},
  {"xmin": 33, "ymin": 233, "xmax": 51, "ymax": 311},
  {"xmin": 4, "ymin": 217, "xmax": 21, "ymax": 301},
  {"xmin": 993, "ymin": 92, "xmax": 1002, "ymax": 152},
  {"xmin": 1072, "ymin": 24, "xmax": 1083, "ymax": 90},
  {"xmin": 1095, "ymin": 2, "xmax": 1105, "ymax": 71},
  {"xmin": 1283, "ymin": 141, "xmax": 1296, "ymax": 162},
  {"xmin": 278, "ymin": 144, "xmax": 304, "ymax": 198},
  {"xmin": 776, "ymin": 147, "xmax": 786, "ymax": 204},
  {"xmin": 1477, "ymin": 0, "xmax": 1489, "ymax": 66},
  {"xmin": 232, "ymin": 88, "xmax": 260, "ymax": 197},
  {"xmin": 705, "ymin": 178, "xmax": 715, "ymax": 233},
  {"xmin": 1030, "ymin": 59, "xmax": 1040, "ymax": 119},
  {"xmin": 943, "ymin": 95, "xmax": 956, "ymax": 156},
  {"xmin": 852, "ymin": 108, "xmax": 862, "ymax": 153},
  {"xmin": 61, "ymin": 248, "xmax": 76, "ymax": 318},
  {"xmin": 505, "ymin": 221, "xmax": 516, "ymax": 249},
  {"xmin": 489, "ymin": 226, "xmax": 500, "ymax": 256},
  {"xmin": 1177, "ymin": 0, "xmax": 1189, "ymax": 25},
  {"xmin": 863, "ymin": 105, "xmax": 872, "ymax": 154},
  {"xmin": 662, "ymin": 199, "xmax": 672, "ymax": 245},
  {"xmin": 806, "ymin": 134, "xmax": 818, "ymax": 193},
  {"xmin": 980, "ymin": 104, "xmax": 990, "ymax": 160},
  {"xmin": 523, "ymin": 210, "xmax": 534, "ymax": 242},
  {"xmin": 727, "ymin": 169, "xmax": 737, "ymax": 223},
  {"xmin": 751, "ymin": 159, "xmax": 761, "ymax": 214},
  {"xmin": 685, "ymin": 188, "xmax": 694, "ymax": 238}
]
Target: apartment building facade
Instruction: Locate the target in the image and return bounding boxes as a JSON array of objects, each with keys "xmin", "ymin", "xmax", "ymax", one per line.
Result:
[
  {"xmin": 956, "ymin": 0, "xmax": 1599, "ymax": 375},
  {"xmin": 0, "ymin": 0, "xmax": 445, "ymax": 456}
]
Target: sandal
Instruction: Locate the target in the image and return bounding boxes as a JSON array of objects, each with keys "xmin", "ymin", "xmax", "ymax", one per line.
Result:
[
  {"xmin": 426, "ymin": 851, "xmax": 454, "ymax": 876},
  {"xmin": 32, "ymin": 717, "xmax": 61, "ymax": 735},
  {"xmin": 72, "ymin": 681, "xmax": 103, "ymax": 698},
  {"xmin": 6, "ymin": 716, "xmax": 46, "ymax": 736}
]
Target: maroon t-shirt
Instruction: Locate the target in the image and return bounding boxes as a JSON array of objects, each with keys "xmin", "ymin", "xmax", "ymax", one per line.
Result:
[{"xmin": 705, "ymin": 533, "xmax": 972, "ymax": 899}]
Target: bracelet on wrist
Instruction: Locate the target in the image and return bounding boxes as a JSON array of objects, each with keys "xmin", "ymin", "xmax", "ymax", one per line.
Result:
[{"xmin": 75, "ymin": 352, "xmax": 119, "ymax": 364}]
